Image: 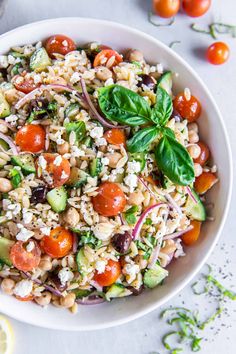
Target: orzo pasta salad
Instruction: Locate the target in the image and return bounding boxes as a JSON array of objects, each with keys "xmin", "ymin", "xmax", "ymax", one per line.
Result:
[{"xmin": 0, "ymin": 34, "xmax": 218, "ymax": 310}]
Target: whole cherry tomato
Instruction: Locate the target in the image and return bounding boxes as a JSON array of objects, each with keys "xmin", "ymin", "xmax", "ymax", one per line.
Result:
[
  {"xmin": 10, "ymin": 240, "xmax": 41, "ymax": 271},
  {"xmin": 194, "ymin": 142, "xmax": 210, "ymax": 166},
  {"xmin": 182, "ymin": 0, "xmax": 211, "ymax": 17},
  {"xmin": 93, "ymin": 49, "xmax": 123, "ymax": 68},
  {"xmin": 182, "ymin": 221, "xmax": 201, "ymax": 246},
  {"xmin": 174, "ymin": 92, "xmax": 201, "ymax": 122},
  {"xmin": 93, "ymin": 259, "xmax": 121, "ymax": 286},
  {"xmin": 206, "ymin": 42, "xmax": 230, "ymax": 65},
  {"xmin": 15, "ymin": 124, "xmax": 46, "ymax": 153},
  {"xmin": 15, "ymin": 294, "xmax": 34, "ymax": 302},
  {"xmin": 36, "ymin": 153, "xmax": 70, "ymax": 187},
  {"xmin": 153, "ymin": 0, "xmax": 180, "ymax": 18},
  {"xmin": 104, "ymin": 129, "xmax": 126, "ymax": 146},
  {"xmin": 45, "ymin": 34, "xmax": 76, "ymax": 58},
  {"xmin": 12, "ymin": 75, "xmax": 40, "ymax": 94},
  {"xmin": 194, "ymin": 172, "xmax": 218, "ymax": 194},
  {"xmin": 40, "ymin": 226, "xmax": 73, "ymax": 258},
  {"xmin": 92, "ymin": 182, "xmax": 126, "ymax": 217}
]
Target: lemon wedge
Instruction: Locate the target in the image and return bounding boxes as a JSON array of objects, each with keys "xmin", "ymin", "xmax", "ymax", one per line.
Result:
[{"xmin": 0, "ymin": 315, "xmax": 14, "ymax": 354}]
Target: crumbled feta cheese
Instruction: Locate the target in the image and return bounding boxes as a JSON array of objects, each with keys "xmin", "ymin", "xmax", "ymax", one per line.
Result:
[
  {"xmin": 104, "ymin": 78, "xmax": 114, "ymax": 86},
  {"xmin": 70, "ymin": 71, "xmax": 81, "ymax": 84},
  {"xmin": 14, "ymin": 280, "xmax": 33, "ymax": 298},
  {"xmin": 5, "ymin": 114, "xmax": 18, "ymax": 126},
  {"xmin": 7, "ymin": 55, "xmax": 16, "ymax": 65},
  {"xmin": 33, "ymin": 74, "xmax": 42, "ymax": 84},
  {"xmin": 16, "ymin": 227, "xmax": 34, "ymax": 242},
  {"xmin": 123, "ymin": 263, "xmax": 139, "ymax": 284},
  {"xmin": 124, "ymin": 174, "xmax": 138, "ymax": 192},
  {"xmin": 22, "ymin": 211, "xmax": 33, "ymax": 224},
  {"xmin": 38, "ymin": 156, "xmax": 47, "ymax": 169},
  {"xmin": 0, "ymin": 55, "xmax": 8, "ymax": 68},
  {"xmin": 92, "ymin": 223, "xmax": 114, "ymax": 241},
  {"xmin": 62, "ymin": 40, "xmax": 68, "ymax": 47},
  {"xmin": 101, "ymin": 157, "xmax": 109, "ymax": 166},
  {"xmin": 157, "ymin": 63, "xmax": 164, "ymax": 74},
  {"xmin": 95, "ymin": 260, "xmax": 107, "ymax": 274},
  {"xmin": 5, "ymin": 211, "xmax": 12, "ymax": 220},
  {"xmin": 53, "ymin": 155, "xmax": 62, "ymax": 166},
  {"xmin": 61, "ymin": 170, "xmax": 69, "ymax": 179},
  {"xmin": 58, "ymin": 267, "xmax": 74, "ymax": 286},
  {"xmin": 90, "ymin": 126, "xmax": 104, "ymax": 139},
  {"xmin": 56, "ymin": 138, "xmax": 65, "ymax": 145},
  {"xmin": 26, "ymin": 241, "xmax": 35, "ymax": 252},
  {"xmin": 96, "ymin": 138, "xmax": 107, "ymax": 146},
  {"xmin": 184, "ymin": 87, "xmax": 191, "ymax": 101},
  {"xmin": 71, "ymin": 146, "xmax": 85, "ymax": 157},
  {"xmin": 40, "ymin": 226, "xmax": 51, "ymax": 236},
  {"xmin": 127, "ymin": 161, "xmax": 141, "ymax": 174}
]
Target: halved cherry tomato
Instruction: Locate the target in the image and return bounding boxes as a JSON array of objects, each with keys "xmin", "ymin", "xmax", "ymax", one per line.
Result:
[
  {"xmin": 12, "ymin": 75, "xmax": 40, "ymax": 94},
  {"xmin": 15, "ymin": 124, "xmax": 46, "ymax": 153},
  {"xmin": 182, "ymin": 0, "xmax": 211, "ymax": 17},
  {"xmin": 40, "ymin": 226, "xmax": 73, "ymax": 258},
  {"xmin": 92, "ymin": 182, "xmax": 126, "ymax": 217},
  {"xmin": 206, "ymin": 42, "xmax": 230, "ymax": 65},
  {"xmin": 93, "ymin": 259, "xmax": 121, "ymax": 286},
  {"xmin": 153, "ymin": 0, "xmax": 180, "ymax": 18},
  {"xmin": 15, "ymin": 294, "xmax": 34, "ymax": 302},
  {"xmin": 194, "ymin": 172, "xmax": 218, "ymax": 195},
  {"xmin": 45, "ymin": 34, "xmax": 76, "ymax": 58},
  {"xmin": 93, "ymin": 49, "xmax": 123, "ymax": 68},
  {"xmin": 36, "ymin": 153, "xmax": 70, "ymax": 187},
  {"xmin": 10, "ymin": 241, "xmax": 41, "ymax": 271},
  {"xmin": 194, "ymin": 142, "xmax": 210, "ymax": 166},
  {"xmin": 174, "ymin": 92, "xmax": 201, "ymax": 122},
  {"xmin": 182, "ymin": 221, "xmax": 201, "ymax": 246},
  {"xmin": 104, "ymin": 129, "xmax": 126, "ymax": 146}
]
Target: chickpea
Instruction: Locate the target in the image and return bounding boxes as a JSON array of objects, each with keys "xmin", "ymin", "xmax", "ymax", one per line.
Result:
[
  {"xmin": 188, "ymin": 130, "xmax": 199, "ymax": 144},
  {"xmin": 126, "ymin": 49, "xmax": 144, "ymax": 62},
  {"xmin": 35, "ymin": 291, "xmax": 52, "ymax": 307},
  {"xmin": 39, "ymin": 258, "xmax": 52, "ymax": 271},
  {"xmin": 95, "ymin": 66, "xmax": 112, "ymax": 81},
  {"xmin": 63, "ymin": 207, "xmax": 80, "ymax": 227},
  {"xmin": 0, "ymin": 178, "xmax": 13, "ymax": 193},
  {"xmin": 188, "ymin": 122, "xmax": 198, "ymax": 133},
  {"xmin": 128, "ymin": 191, "xmax": 144, "ymax": 205},
  {"xmin": 1, "ymin": 278, "xmax": 15, "ymax": 295},
  {"xmin": 0, "ymin": 121, "xmax": 8, "ymax": 133},
  {"xmin": 57, "ymin": 141, "xmax": 69, "ymax": 155},
  {"xmin": 194, "ymin": 163, "xmax": 203, "ymax": 177},
  {"xmin": 161, "ymin": 240, "xmax": 177, "ymax": 255},
  {"xmin": 187, "ymin": 144, "xmax": 201, "ymax": 159},
  {"xmin": 60, "ymin": 292, "xmax": 76, "ymax": 308},
  {"xmin": 4, "ymin": 88, "xmax": 20, "ymax": 104},
  {"xmin": 106, "ymin": 152, "xmax": 122, "ymax": 168},
  {"xmin": 49, "ymin": 76, "xmax": 67, "ymax": 86}
]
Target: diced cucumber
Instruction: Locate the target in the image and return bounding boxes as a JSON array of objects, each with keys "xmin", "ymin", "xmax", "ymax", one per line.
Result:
[
  {"xmin": 64, "ymin": 121, "xmax": 86, "ymax": 143},
  {"xmin": 185, "ymin": 188, "xmax": 206, "ymax": 221},
  {"xmin": 105, "ymin": 283, "xmax": 127, "ymax": 301},
  {"xmin": 82, "ymin": 136, "xmax": 93, "ymax": 148},
  {"xmin": 76, "ymin": 248, "xmax": 90, "ymax": 274},
  {"xmin": 30, "ymin": 48, "xmax": 51, "ymax": 73},
  {"xmin": 9, "ymin": 51, "xmax": 25, "ymax": 59},
  {"xmin": 0, "ymin": 236, "xmax": 14, "ymax": 267},
  {"xmin": 11, "ymin": 154, "xmax": 36, "ymax": 175},
  {"xmin": 157, "ymin": 71, "xmax": 172, "ymax": 96},
  {"xmin": 112, "ymin": 172, "xmax": 125, "ymax": 183},
  {"xmin": 144, "ymin": 264, "xmax": 168, "ymax": 289},
  {"xmin": 46, "ymin": 186, "xmax": 67, "ymax": 213},
  {"xmin": 73, "ymin": 289, "xmax": 91, "ymax": 299},
  {"xmin": 64, "ymin": 103, "xmax": 80, "ymax": 119},
  {"xmin": 129, "ymin": 152, "xmax": 146, "ymax": 171},
  {"xmin": 89, "ymin": 158, "xmax": 102, "ymax": 177},
  {"xmin": 0, "ymin": 139, "xmax": 9, "ymax": 151},
  {"xmin": 66, "ymin": 167, "xmax": 88, "ymax": 188},
  {"xmin": 0, "ymin": 92, "xmax": 10, "ymax": 118}
]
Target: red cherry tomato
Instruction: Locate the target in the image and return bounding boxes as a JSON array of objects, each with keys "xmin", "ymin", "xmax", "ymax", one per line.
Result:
[
  {"xmin": 36, "ymin": 153, "xmax": 70, "ymax": 187},
  {"xmin": 10, "ymin": 241, "xmax": 41, "ymax": 271},
  {"xmin": 40, "ymin": 227, "xmax": 73, "ymax": 258},
  {"xmin": 182, "ymin": 0, "xmax": 211, "ymax": 17},
  {"xmin": 104, "ymin": 129, "xmax": 126, "ymax": 146},
  {"xmin": 15, "ymin": 124, "xmax": 46, "ymax": 153},
  {"xmin": 153, "ymin": 0, "xmax": 180, "ymax": 18},
  {"xmin": 173, "ymin": 92, "xmax": 202, "ymax": 122},
  {"xmin": 93, "ymin": 259, "xmax": 121, "ymax": 286},
  {"xmin": 206, "ymin": 42, "xmax": 230, "ymax": 65},
  {"xmin": 93, "ymin": 49, "xmax": 123, "ymax": 68},
  {"xmin": 45, "ymin": 34, "xmax": 76, "ymax": 58},
  {"xmin": 194, "ymin": 172, "xmax": 218, "ymax": 195},
  {"xmin": 92, "ymin": 182, "xmax": 126, "ymax": 217},
  {"xmin": 12, "ymin": 75, "xmax": 40, "ymax": 94},
  {"xmin": 194, "ymin": 142, "xmax": 210, "ymax": 166},
  {"xmin": 15, "ymin": 294, "xmax": 34, "ymax": 302},
  {"xmin": 182, "ymin": 221, "xmax": 201, "ymax": 246}
]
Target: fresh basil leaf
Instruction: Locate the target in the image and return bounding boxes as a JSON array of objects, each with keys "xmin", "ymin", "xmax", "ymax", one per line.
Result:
[
  {"xmin": 9, "ymin": 168, "xmax": 22, "ymax": 188},
  {"xmin": 124, "ymin": 205, "xmax": 138, "ymax": 225},
  {"xmin": 127, "ymin": 126, "xmax": 160, "ymax": 153},
  {"xmin": 64, "ymin": 121, "xmax": 86, "ymax": 143},
  {"xmin": 162, "ymin": 126, "xmax": 175, "ymax": 139},
  {"xmin": 98, "ymin": 85, "xmax": 152, "ymax": 126},
  {"xmin": 151, "ymin": 86, "xmax": 173, "ymax": 126},
  {"xmin": 155, "ymin": 135, "xmax": 194, "ymax": 186}
]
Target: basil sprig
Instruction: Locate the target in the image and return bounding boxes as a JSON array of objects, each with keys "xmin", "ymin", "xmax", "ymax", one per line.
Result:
[{"xmin": 127, "ymin": 126, "xmax": 160, "ymax": 153}]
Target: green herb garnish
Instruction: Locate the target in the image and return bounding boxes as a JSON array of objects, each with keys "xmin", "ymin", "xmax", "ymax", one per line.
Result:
[
  {"xmin": 124, "ymin": 205, "xmax": 139, "ymax": 225},
  {"xmin": 191, "ymin": 22, "xmax": 236, "ymax": 39},
  {"xmin": 169, "ymin": 41, "xmax": 181, "ymax": 49},
  {"xmin": 9, "ymin": 168, "xmax": 22, "ymax": 188},
  {"xmin": 72, "ymin": 229, "xmax": 102, "ymax": 249},
  {"xmin": 148, "ymin": 12, "xmax": 175, "ymax": 27}
]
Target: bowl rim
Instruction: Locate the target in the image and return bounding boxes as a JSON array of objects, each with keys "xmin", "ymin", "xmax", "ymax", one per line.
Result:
[{"xmin": 0, "ymin": 17, "xmax": 233, "ymax": 331}]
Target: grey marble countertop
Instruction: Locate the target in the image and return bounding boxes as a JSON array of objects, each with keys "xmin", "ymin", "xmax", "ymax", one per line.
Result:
[{"xmin": 0, "ymin": 1, "xmax": 236, "ymax": 353}]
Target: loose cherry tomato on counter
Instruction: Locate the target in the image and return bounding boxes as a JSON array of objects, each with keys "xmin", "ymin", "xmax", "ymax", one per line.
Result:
[
  {"xmin": 182, "ymin": 220, "xmax": 201, "ymax": 246},
  {"xmin": 173, "ymin": 92, "xmax": 201, "ymax": 122},
  {"xmin": 36, "ymin": 153, "xmax": 70, "ymax": 187},
  {"xmin": 182, "ymin": 0, "xmax": 211, "ymax": 17},
  {"xmin": 104, "ymin": 129, "xmax": 126, "ymax": 146},
  {"xmin": 10, "ymin": 241, "xmax": 41, "ymax": 272},
  {"xmin": 15, "ymin": 294, "xmax": 34, "ymax": 302},
  {"xmin": 15, "ymin": 124, "xmax": 46, "ymax": 153},
  {"xmin": 40, "ymin": 227, "xmax": 73, "ymax": 258},
  {"xmin": 206, "ymin": 42, "xmax": 230, "ymax": 65},
  {"xmin": 45, "ymin": 34, "xmax": 76, "ymax": 58},
  {"xmin": 152, "ymin": 0, "xmax": 180, "ymax": 18},
  {"xmin": 93, "ymin": 259, "xmax": 121, "ymax": 286},
  {"xmin": 194, "ymin": 172, "xmax": 218, "ymax": 194},
  {"xmin": 93, "ymin": 49, "xmax": 123, "ymax": 68},
  {"xmin": 92, "ymin": 182, "xmax": 126, "ymax": 217},
  {"xmin": 12, "ymin": 75, "xmax": 40, "ymax": 94},
  {"xmin": 194, "ymin": 142, "xmax": 210, "ymax": 166}
]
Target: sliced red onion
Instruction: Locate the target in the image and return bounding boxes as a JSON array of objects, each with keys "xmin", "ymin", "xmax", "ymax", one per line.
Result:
[
  {"xmin": 166, "ymin": 252, "xmax": 174, "ymax": 266},
  {"xmin": 132, "ymin": 203, "xmax": 167, "ymax": 240},
  {"xmin": 15, "ymin": 87, "xmax": 42, "ymax": 109},
  {"xmin": 80, "ymin": 78, "xmax": 124, "ymax": 129},
  {"xmin": 164, "ymin": 193, "xmax": 183, "ymax": 216},
  {"xmin": 119, "ymin": 212, "xmax": 125, "ymax": 225},
  {"xmin": 0, "ymin": 132, "xmax": 18, "ymax": 155},
  {"xmin": 148, "ymin": 237, "xmax": 163, "ymax": 269},
  {"xmin": 76, "ymin": 297, "xmax": 105, "ymax": 305},
  {"xmin": 22, "ymin": 271, "xmax": 63, "ymax": 297},
  {"xmin": 163, "ymin": 225, "xmax": 193, "ymax": 240},
  {"xmin": 138, "ymin": 176, "xmax": 157, "ymax": 199},
  {"xmin": 186, "ymin": 186, "xmax": 198, "ymax": 204}
]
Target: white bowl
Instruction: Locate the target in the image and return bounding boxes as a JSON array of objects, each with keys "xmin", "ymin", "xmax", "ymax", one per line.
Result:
[{"xmin": 0, "ymin": 17, "xmax": 232, "ymax": 331}]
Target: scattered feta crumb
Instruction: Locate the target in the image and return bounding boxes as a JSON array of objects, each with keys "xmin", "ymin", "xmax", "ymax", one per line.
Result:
[
  {"xmin": 101, "ymin": 157, "xmax": 109, "ymax": 166},
  {"xmin": 33, "ymin": 74, "xmax": 42, "ymax": 84},
  {"xmin": 127, "ymin": 161, "xmax": 141, "ymax": 174},
  {"xmin": 26, "ymin": 241, "xmax": 35, "ymax": 252},
  {"xmin": 184, "ymin": 87, "xmax": 191, "ymax": 101},
  {"xmin": 90, "ymin": 126, "xmax": 104, "ymax": 139},
  {"xmin": 38, "ymin": 156, "xmax": 47, "ymax": 169},
  {"xmin": 22, "ymin": 211, "xmax": 33, "ymax": 224},
  {"xmin": 123, "ymin": 263, "xmax": 139, "ymax": 283},
  {"xmin": 104, "ymin": 78, "xmax": 114, "ymax": 86},
  {"xmin": 56, "ymin": 138, "xmax": 65, "ymax": 145},
  {"xmin": 157, "ymin": 63, "xmax": 164, "ymax": 74},
  {"xmin": 124, "ymin": 174, "xmax": 138, "ymax": 192},
  {"xmin": 71, "ymin": 146, "xmax": 85, "ymax": 157},
  {"xmin": 96, "ymin": 137, "xmax": 107, "ymax": 146},
  {"xmin": 53, "ymin": 155, "xmax": 62, "ymax": 166},
  {"xmin": 92, "ymin": 223, "xmax": 114, "ymax": 241},
  {"xmin": 70, "ymin": 71, "xmax": 81, "ymax": 84},
  {"xmin": 62, "ymin": 40, "xmax": 68, "ymax": 47},
  {"xmin": 40, "ymin": 226, "xmax": 51, "ymax": 236},
  {"xmin": 61, "ymin": 170, "xmax": 69, "ymax": 179},
  {"xmin": 95, "ymin": 260, "xmax": 107, "ymax": 274},
  {"xmin": 14, "ymin": 280, "xmax": 33, "ymax": 298},
  {"xmin": 0, "ymin": 55, "xmax": 8, "ymax": 68},
  {"xmin": 58, "ymin": 267, "xmax": 74, "ymax": 286},
  {"xmin": 5, "ymin": 114, "xmax": 18, "ymax": 126},
  {"xmin": 16, "ymin": 227, "xmax": 34, "ymax": 242}
]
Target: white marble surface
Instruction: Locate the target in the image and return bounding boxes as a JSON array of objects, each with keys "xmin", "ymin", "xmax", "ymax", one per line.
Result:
[{"xmin": 0, "ymin": 1, "xmax": 236, "ymax": 353}]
